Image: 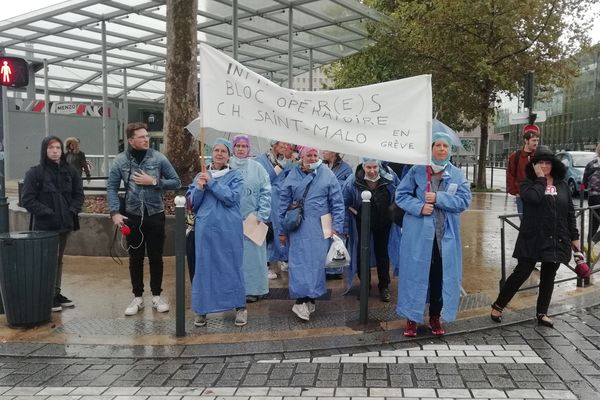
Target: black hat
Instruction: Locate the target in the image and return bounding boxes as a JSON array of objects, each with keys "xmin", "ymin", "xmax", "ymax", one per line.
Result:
[{"xmin": 531, "ymin": 145, "xmax": 554, "ymax": 163}]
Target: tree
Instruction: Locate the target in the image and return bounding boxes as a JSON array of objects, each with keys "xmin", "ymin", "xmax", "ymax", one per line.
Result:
[
  {"xmin": 327, "ymin": 0, "xmax": 595, "ymax": 188},
  {"xmin": 164, "ymin": 0, "xmax": 198, "ymax": 185}
]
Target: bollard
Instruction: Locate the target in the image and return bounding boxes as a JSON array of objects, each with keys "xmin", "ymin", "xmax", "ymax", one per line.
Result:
[
  {"xmin": 174, "ymin": 195, "xmax": 187, "ymax": 337},
  {"xmin": 490, "ymin": 164, "xmax": 494, "ymax": 189},
  {"xmin": 359, "ymin": 190, "xmax": 372, "ymax": 325}
]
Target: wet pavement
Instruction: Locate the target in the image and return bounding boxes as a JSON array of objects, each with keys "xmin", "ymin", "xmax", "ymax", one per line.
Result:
[{"xmin": 0, "ymin": 192, "xmax": 600, "ymax": 399}]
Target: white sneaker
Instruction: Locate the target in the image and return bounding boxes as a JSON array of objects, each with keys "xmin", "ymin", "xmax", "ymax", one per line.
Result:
[
  {"xmin": 235, "ymin": 309, "xmax": 248, "ymax": 326},
  {"xmin": 307, "ymin": 302, "xmax": 315, "ymax": 314},
  {"xmin": 280, "ymin": 261, "xmax": 288, "ymax": 272},
  {"xmin": 152, "ymin": 296, "xmax": 170, "ymax": 313},
  {"xmin": 125, "ymin": 297, "xmax": 144, "ymax": 316},
  {"xmin": 268, "ymin": 268, "xmax": 277, "ymax": 279},
  {"xmin": 194, "ymin": 314, "xmax": 207, "ymax": 327},
  {"xmin": 292, "ymin": 303, "xmax": 310, "ymax": 321}
]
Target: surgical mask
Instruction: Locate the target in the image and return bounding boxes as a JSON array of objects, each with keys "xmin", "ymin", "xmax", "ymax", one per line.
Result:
[
  {"xmin": 364, "ymin": 174, "xmax": 381, "ymax": 182},
  {"xmin": 307, "ymin": 159, "xmax": 322, "ymax": 170},
  {"xmin": 430, "ymin": 163, "xmax": 446, "ymax": 173}
]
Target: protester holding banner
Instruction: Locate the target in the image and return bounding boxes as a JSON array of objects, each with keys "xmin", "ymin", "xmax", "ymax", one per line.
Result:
[
  {"xmin": 343, "ymin": 159, "xmax": 399, "ymax": 301},
  {"xmin": 187, "ymin": 138, "xmax": 248, "ymax": 327},
  {"xmin": 395, "ymin": 132, "xmax": 471, "ymax": 337},
  {"xmin": 257, "ymin": 141, "xmax": 292, "ymax": 278},
  {"xmin": 278, "ymin": 146, "xmax": 345, "ymax": 321},
  {"xmin": 229, "ymin": 135, "xmax": 272, "ymax": 303}
]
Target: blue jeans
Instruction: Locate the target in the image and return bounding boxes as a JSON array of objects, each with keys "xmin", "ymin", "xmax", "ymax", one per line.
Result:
[{"xmin": 515, "ymin": 197, "xmax": 523, "ymax": 220}]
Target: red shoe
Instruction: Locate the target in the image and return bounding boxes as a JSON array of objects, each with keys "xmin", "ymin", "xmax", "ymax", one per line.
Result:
[
  {"xmin": 430, "ymin": 315, "xmax": 446, "ymax": 336},
  {"xmin": 404, "ymin": 320, "xmax": 417, "ymax": 337}
]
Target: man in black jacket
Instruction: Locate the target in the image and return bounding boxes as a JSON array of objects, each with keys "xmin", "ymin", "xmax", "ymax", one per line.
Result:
[{"xmin": 21, "ymin": 136, "xmax": 85, "ymax": 312}]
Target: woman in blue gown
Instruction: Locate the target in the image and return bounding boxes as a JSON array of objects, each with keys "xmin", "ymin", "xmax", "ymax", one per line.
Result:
[
  {"xmin": 229, "ymin": 135, "xmax": 272, "ymax": 303},
  {"xmin": 278, "ymin": 146, "xmax": 345, "ymax": 321},
  {"xmin": 395, "ymin": 132, "xmax": 471, "ymax": 337},
  {"xmin": 187, "ymin": 138, "xmax": 247, "ymax": 327}
]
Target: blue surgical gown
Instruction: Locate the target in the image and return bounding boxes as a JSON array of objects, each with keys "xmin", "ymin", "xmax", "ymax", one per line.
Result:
[
  {"xmin": 277, "ymin": 164, "xmax": 345, "ymax": 299},
  {"xmin": 187, "ymin": 169, "xmax": 246, "ymax": 315},
  {"xmin": 395, "ymin": 164, "xmax": 471, "ymax": 323},
  {"xmin": 257, "ymin": 153, "xmax": 291, "ymax": 262},
  {"xmin": 230, "ymin": 156, "xmax": 272, "ymax": 297}
]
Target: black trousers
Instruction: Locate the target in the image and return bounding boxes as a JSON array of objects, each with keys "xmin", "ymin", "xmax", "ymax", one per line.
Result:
[
  {"xmin": 126, "ymin": 212, "xmax": 166, "ymax": 297},
  {"xmin": 356, "ymin": 225, "xmax": 391, "ymax": 290},
  {"xmin": 589, "ymin": 195, "xmax": 600, "ymax": 243},
  {"xmin": 494, "ymin": 259, "xmax": 559, "ymax": 315}
]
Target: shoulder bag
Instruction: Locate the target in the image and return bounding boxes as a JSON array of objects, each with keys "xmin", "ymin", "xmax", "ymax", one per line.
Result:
[{"xmin": 282, "ymin": 176, "xmax": 315, "ymax": 232}]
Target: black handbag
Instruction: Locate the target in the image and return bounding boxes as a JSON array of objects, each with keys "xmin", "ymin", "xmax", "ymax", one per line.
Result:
[
  {"xmin": 282, "ymin": 176, "xmax": 315, "ymax": 232},
  {"xmin": 389, "ymin": 202, "xmax": 405, "ymax": 226}
]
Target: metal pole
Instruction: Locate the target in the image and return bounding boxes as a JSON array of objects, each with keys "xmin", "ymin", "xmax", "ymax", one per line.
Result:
[
  {"xmin": 0, "ymin": 87, "xmax": 7, "ymax": 234},
  {"xmin": 359, "ymin": 190, "xmax": 371, "ymax": 324},
  {"xmin": 308, "ymin": 49, "xmax": 313, "ymax": 91},
  {"xmin": 288, "ymin": 5, "xmax": 293, "ymax": 89},
  {"xmin": 122, "ymin": 68, "xmax": 128, "ymax": 143},
  {"xmin": 500, "ymin": 223, "xmax": 506, "ymax": 291},
  {"xmin": 101, "ymin": 20, "xmax": 109, "ymax": 176},
  {"xmin": 175, "ymin": 195, "xmax": 186, "ymax": 337},
  {"xmin": 232, "ymin": 0, "xmax": 238, "ymax": 61},
  {"xmin": 490, "ymin": 164, "xmax": 494, "ymax": 189},
  {"xmin": 43, "ymin": 59, "xmax": 49, "ymax": 137}
]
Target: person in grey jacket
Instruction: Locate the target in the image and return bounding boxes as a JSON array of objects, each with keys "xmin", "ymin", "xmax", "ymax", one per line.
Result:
[
  {"xmin": 107, "ymin": 122, "xmax": 181, "ymax": 316},
  {"xmin": 21, "ymin": 136, "xmax": 84, "ymax": 312}
]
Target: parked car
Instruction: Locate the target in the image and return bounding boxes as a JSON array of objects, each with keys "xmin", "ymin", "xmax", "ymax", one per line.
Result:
[{"xmin": 555, "ymin": 151, "xmax": 596, "ymax": 196}]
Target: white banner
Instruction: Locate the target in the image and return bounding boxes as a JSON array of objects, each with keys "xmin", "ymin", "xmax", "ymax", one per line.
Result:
[{"xmin": 199, "ymin": 43, "xmax": 432, "ymax": 165}]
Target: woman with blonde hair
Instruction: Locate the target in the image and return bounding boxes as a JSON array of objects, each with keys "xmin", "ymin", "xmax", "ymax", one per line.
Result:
[{"xmin": 64, "ymin": 137, "xmax": 91, "ymax": 181}]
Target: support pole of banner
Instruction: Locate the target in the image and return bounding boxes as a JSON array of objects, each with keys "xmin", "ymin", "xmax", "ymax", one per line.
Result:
[{"xmin": 199, "ymin": 127, "xmax": 206, "ymax": 172}]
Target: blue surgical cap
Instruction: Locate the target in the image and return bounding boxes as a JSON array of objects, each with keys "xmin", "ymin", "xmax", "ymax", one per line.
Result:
[
  {"xmin": 361, "ymin": 157, "xmax": 379, "ymax": 166},
  {"xmin": 432, "ymin": 132, "xmax": 453, "ymax": 149},
  {"xmin": 213, "ymin": 137, "xmax": 232, "ymax": 154}
]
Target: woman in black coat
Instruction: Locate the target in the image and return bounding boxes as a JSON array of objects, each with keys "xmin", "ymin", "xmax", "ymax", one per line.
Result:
[{"xmin": 490, "ymin": 145, "xmax": 579, "ymax": 327}]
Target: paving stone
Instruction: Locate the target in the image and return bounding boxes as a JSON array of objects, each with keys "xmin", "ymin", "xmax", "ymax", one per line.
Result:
[
  {"xmin": 316, "ymin": 370, "xmax": 338, "ymax": 381},
  {"xmin": 290, "ymin": 374, "xmax": 315, "ymax": 386},
  {"xmin": 389, "ymin": 375, "xmax": 413, "ymax": 387},
  {"xmin": 241, "ymin": 375, "xmax": 267, "ymax": 386},
  {"xmin": 438, "ymin": 374, "xmax": 464, "ymax": 388},
  {"xmin": 365, "ymin": 369, "xmax": 387, "ymax": 381},
  {"xmin": 459, "ymin": 369, "xmax": 486, "ymax": 382},
  {"xmin": 200, "ymin": 364, "xmax": 225, "ymax": 374},
  {"xmin": 340, "ymin": 374, "xmax": 363, "ymax": 387},
  {"xmin": 508, "ymin": 369, "xmax": 536, "ymax": 381},
  {"xmin": 295, "ymin": 364, "xmax": 317, "ymax": 374},
  {"xmin": 487, "ymin": 375, "xmax": 516, "ymax": 388}
]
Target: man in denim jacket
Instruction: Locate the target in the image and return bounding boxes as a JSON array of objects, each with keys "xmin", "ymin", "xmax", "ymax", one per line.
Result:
[{"xmin": 107, "ymin": 122, "xmax": 181, "ymax": 316}]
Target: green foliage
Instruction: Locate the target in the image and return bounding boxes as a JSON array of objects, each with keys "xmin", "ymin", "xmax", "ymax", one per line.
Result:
[{"xmin": 327, "ymin": 0, "xmax": 596, "ymax": 187}]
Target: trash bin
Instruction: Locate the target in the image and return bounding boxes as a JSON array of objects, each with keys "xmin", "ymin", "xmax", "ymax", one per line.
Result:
[{"xmin": 0, "ymin": 231, "xmax": 58, "ymax": 327}]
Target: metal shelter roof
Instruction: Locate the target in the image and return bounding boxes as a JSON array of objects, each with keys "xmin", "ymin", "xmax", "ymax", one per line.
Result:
[{"xmin": 0, "ymin": 0, "xmax": 382, "ymax": 104}]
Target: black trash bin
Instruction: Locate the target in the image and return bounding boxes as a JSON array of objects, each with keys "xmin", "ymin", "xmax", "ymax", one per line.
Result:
[{"xmin": 0, "ymin": 231, "xmax": 58, "ymax": 327}]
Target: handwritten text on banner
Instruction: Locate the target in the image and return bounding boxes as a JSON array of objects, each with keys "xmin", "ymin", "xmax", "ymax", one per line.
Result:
[{"xmin": 199, "ymin": 43, "xmax": 432, "ymax": 165}]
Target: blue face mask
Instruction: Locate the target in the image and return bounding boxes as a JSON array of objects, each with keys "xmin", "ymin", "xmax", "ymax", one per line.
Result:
[{"xmin": 307, "ymin": 159, "xmax": 322, "ymax": 170}]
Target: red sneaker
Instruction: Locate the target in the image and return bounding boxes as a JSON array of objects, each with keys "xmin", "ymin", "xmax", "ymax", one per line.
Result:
[
  {"xmin": 430, "ymin": 315, "xmax": 446, "ymax": 336},
  {"xmin": 404, "ymin": 320, "xmax": 417, "ymax": 337}
]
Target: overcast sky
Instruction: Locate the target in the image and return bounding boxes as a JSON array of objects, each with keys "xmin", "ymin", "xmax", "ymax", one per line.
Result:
[{"xmin": 3, "ymin": 1, "xmax": 600, "ymax": 46}]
